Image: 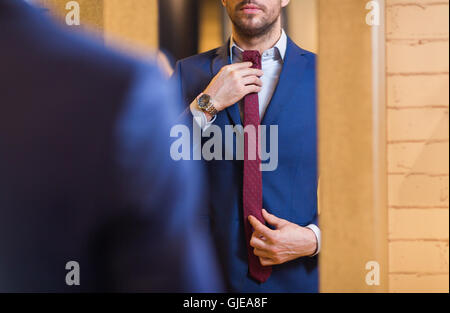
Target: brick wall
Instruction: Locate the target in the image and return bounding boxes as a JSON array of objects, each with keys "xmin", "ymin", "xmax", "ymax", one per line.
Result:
[{"xmin": 386, "ymin": 0, "xmax": 449, "ymax": 292}]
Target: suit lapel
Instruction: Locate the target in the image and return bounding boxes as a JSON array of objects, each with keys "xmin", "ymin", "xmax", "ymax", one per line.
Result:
[
  {"xmin": 210, "ymin": 37, "xmax": 311, "ymax": 127},
  {"xmin": 261, "ymin": 37, "xmax": 310, "ymax": 126},
  {"xmin": 211, "ymin": 40, "xmax": 242, "ymax": 127}
]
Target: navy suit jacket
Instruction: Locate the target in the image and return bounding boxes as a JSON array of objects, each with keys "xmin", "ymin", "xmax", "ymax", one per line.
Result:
[
  {"xmin": 172, "ymin": 37, "xmax": 319, "ymax": 292},
  {"xmin": 0, "ymin": 0, "xmax": 221, "ymax": 292}
]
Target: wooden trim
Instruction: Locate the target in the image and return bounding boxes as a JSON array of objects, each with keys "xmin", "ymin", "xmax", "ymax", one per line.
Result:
[{"xmin": 318, "ymin": 0, "xmax": 388, "ymax": 292}]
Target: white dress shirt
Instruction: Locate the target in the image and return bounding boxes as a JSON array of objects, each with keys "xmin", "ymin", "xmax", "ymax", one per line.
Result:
[{"xmin": 190, "ymin": 29, "xmax": 321, "ymax": 256}]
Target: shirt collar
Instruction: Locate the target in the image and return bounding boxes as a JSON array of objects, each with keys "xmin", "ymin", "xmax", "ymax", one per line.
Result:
[{"xmin": 229, "ymin": 29, "xmax": 287, "ymax": 63}]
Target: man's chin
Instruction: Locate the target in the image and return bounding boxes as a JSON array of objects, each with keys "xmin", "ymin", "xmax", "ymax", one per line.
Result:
[
  {"xmin": 238, "ymin": 26, "xmax": 268, "ymax": 37},
  {"xmin": 235, "ymin": 20, "xmax": 266, "ymax": 33}
]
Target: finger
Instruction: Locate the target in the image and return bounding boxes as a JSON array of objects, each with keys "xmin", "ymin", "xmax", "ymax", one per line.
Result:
[
  {"xmin": 237, "ymin": 68, "xmax": 264, "ymax": 78},
  {"xmin": 244, "ymin": 84, "xmax": 262, "ymax": 95},
  {"xmin": 252, "ymin": 229, "xmax": 268, "ymax": 241},
  {"xmin": 241, "ymin": 76, "xmax": 263, "ymax": 87},
  {"xmin": 248, "ymin": 215, "xmax": 274, "ymax": 239},
  {"xmin": 250, "ymin": 234, "xmax": 269, "ymax": 249},
  {"xmin": 227, "ymin": 62, "xmax": 253, "ymax": 70},
  {"xmin": 259, "ymin": 257, "xmax": 274, "ymax": 267},
  {"xmin": 262, "ymin": 209, "xmax": 286, "ymax": 228},
  {"xmin": 253, "ymin": 231, "xmax": 268, "ymax": 241},
  {"xmin": 253, "ymin": 248, "xmax": 272, "ymax": 258}
]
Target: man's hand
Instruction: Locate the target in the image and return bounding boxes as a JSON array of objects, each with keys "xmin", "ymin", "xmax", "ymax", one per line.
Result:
[
  {"xmin": 248, "ymin": 209, "xmax": 317, "ymax": 266},
  {"xmin": 203, "ymin": 62, "xmax": 263, "ymax": 114}
]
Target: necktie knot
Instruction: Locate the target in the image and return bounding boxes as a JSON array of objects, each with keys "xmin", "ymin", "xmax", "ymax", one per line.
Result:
[{"xmin": 242, "ymin": 50, "xmax": 262, "ymax": 70}]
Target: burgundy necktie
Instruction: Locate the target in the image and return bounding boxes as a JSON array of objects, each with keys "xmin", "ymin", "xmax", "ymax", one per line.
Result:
[{"xmin": 242, "ymin": 50, "xmax": 272, "ymax": 283}]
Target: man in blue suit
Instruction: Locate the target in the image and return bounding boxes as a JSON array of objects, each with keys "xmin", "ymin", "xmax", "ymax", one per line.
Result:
[
  {"xmin": 172, "ymin": 0, "xmax": 319, "ymax": 292},
  {"xmin": 0, "ymin": 0, "xmax": 221, "ymax": 292}
]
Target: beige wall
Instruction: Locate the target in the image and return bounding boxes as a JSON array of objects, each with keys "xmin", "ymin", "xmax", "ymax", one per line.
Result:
[
  {"xmin": 287, "ymin": 0, "xmax": 318, "ymax": 53},
  {"xmin": 35, "ymin": 0, "xmax": 158, "ymax": 50},
  {"xmin": 38, "ymin": 0, "xmax": 104, "ymax": 30},
  {"xmin": 386, "ymin": 0, "xmax": 449, "ymax": 292},
  {"xmin": 103, "ymin": 0, "xmax": 158, "ymax": 51},
  {"xmin": 199, "ymin": 0, "xmax": 223, "ymax": 53}
]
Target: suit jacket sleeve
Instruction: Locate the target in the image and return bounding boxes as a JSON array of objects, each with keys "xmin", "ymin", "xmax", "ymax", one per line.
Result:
[
  {"xmin": 106, "ymin": 64, "xmax": 222, "ymax": 292},
  {"xmin": 171, "ymin": 61, "xmax": 193, "ymax": 123}
]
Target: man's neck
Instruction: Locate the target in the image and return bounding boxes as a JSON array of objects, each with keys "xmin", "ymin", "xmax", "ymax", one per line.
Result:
[{"xmin": 232, "ymin": 21, "xmax": 282, "ymax": 55}]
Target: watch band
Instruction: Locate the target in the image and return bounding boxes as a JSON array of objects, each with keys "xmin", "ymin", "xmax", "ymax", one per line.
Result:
[
  {"xmin": 198, "ymin": 93, "xmax": 218, "ymax": 116},
  {"xmin": 204, "ymin": 101, "xmax": 218, "ymax": 116}
]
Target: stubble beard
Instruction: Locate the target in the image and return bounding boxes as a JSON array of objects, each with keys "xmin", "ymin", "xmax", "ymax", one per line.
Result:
[{"xmin": 229, "ymin": 10, "xmax": 280, "ymax": 40}]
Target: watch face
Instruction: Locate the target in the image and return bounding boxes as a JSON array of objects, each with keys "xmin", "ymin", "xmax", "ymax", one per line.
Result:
[{"xmin": 198, "ymin": 94, "xmax": 211, "ymax": 109}]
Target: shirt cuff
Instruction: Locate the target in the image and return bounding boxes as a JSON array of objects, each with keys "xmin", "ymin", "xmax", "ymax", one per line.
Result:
[
  {"xmin": 305, "ymin": 224, "xmax": 321, "ymax": 257},
  {"xmin": 190, "ymin": 99, "xmax": 216, "ymax": 131}
]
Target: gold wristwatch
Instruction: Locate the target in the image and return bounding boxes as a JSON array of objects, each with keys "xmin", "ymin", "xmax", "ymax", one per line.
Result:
[{"xmin": 197, "ymin": 93, "xmax": 218, "ymax": 116}]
